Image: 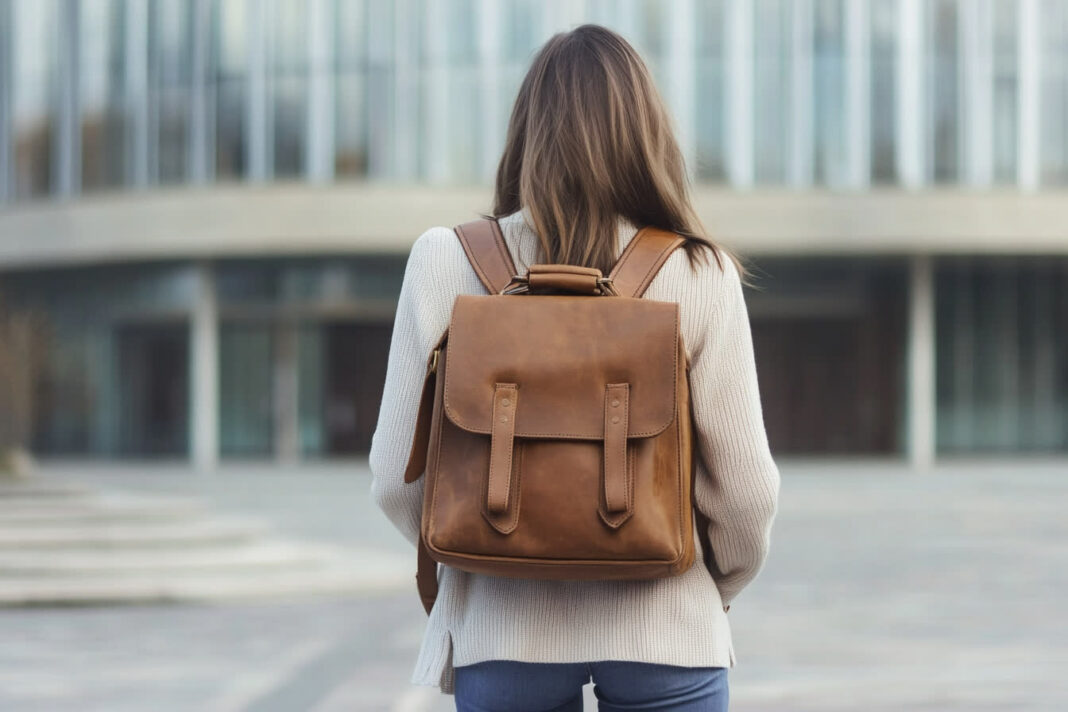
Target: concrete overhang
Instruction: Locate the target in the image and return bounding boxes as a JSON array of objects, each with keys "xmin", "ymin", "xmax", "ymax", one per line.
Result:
[{"xmin": 0, "ymin": 183, "xmax": 1066, "ymax": 270}]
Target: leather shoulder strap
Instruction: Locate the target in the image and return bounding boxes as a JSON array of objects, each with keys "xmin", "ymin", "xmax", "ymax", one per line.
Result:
[
  {"xmin": 608, "ymin": 226, "xmax": 687, "ymax": 298},
  {"xmin": 454, "ymin": 218, "xmax": 518, "ymax": 295}
]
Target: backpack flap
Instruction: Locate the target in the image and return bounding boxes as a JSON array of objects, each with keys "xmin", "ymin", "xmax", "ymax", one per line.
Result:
[
  {"xmin": 443, "ymin": 294, "xmax": 679, "ymax": 440},
  {"xmin": 440, "ymin": 293, "xmax": 681, "ymax": 534}
]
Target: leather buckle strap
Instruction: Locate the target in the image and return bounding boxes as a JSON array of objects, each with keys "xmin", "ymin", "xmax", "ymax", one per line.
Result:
[
  {"xmin": 416, "ymin": 535, "xmax": 438, "ymax": 615},
  {"xmin": 600, "ymin": 383, "xmax": 633, "ymax": 528},
  {"xmin": 484, "ymin": 383, "xmax": 520, "ymax": 534}
]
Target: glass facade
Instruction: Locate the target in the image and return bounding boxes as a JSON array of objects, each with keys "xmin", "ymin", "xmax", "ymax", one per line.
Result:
[
  {"xmin": 2, "ymin": 1, "xmax": 1068, "ymax": 463},
  {"xmin": 4, "ymin": 0, "xmax": 1068, "ymax": 201},
  {"xmin": 1, "ymin": 257, "xmax": 405, "ymax": 459}
]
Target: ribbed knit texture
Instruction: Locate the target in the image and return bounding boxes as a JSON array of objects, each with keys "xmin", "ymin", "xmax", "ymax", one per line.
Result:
[{"xmin": 369, "ymin": 208, "xmax": 780, "ymax": 694}]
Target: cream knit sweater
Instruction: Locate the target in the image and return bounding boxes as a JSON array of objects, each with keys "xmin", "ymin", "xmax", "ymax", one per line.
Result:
[{"xmin": 369, "ymin": 208, "xmax": 780, "ymax": 694}]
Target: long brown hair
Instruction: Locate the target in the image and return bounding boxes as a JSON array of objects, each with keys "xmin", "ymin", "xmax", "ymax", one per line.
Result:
[{"xmin": 490, "ymin": 24, "xmax": 746, "ymax": 281}]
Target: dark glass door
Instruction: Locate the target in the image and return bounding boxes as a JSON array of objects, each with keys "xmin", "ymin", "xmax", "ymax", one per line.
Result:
[
  {"xmin": 324, "ymin": 322, "xmax": 393, "ymax": 454},
  {"xmin": 116, "ymin": 323, "xmax": 189, "ymax": 456},
  {"xmin": 746, "ymin": 259, "xmax": 907, "ymax": 455}
]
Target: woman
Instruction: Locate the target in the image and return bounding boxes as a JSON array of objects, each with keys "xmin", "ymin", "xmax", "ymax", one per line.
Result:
[{"xmin": 370, "ymin": 24, "xmax": 779, "ymax": 711}]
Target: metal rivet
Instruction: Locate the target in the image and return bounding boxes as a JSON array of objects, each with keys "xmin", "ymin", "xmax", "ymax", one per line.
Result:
[
  {"xmin": 611, "ymin": 399, "xmax": 620, "ymax": 407},
  {"xmin": 611, "ymin": 416, "xmax": 620, "ymax": 424},
  {"xmin": 500, "ymin": 416, "xmax": 508, "ymax": 423},
  {"xmin": 501, "ymin": 398, "xmax": 510, "ymax": 407}
]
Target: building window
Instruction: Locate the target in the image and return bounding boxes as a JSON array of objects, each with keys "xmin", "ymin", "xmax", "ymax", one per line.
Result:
[
  {"xmin": 272, "ymin": 0, "xmax": 308, "ymax": 178},
  {"xmin": 870, "ymin": 0, "xmax": 897, "ymax": 184},
  {"xmin": 936, "ymin": 257, "xmax": 1068, "ymax": 454},
  {"xmin": 753, "ymin": 0, "xmax": 790, "ymax": 184},
  {"xmin": 219, "ymin": 322, "xmax": 274, "ymax": 456},
  {"xmin": 214, "ymin": 0, "xmax": 248, "ymax": 180},
  {"xmin": 439, "ymin": 0, "xmax": 480, "ymax": 183},
  {"xmin": 335, "ymin": 0, "xmax": 369, "ymax": 178},
  {"xmin": 79, "ymin": 0, "xmax": 127, "ymax": 192},
  {"xmin": 927, "ymin": 0, "xmax": 960, "ymax": 183},
  {"xmin": 992, "ymin": 0, "xmax": 1019, "ymax": 185},
  {"xmin": 149, "ymin": 0, "xmax": 193, "ymax": 184},
  {"xmin": 1041, "ymin": 0, "xmax": 1068, "ymax": 184},
  {"xmin": 11, "ymin": 0, "xmax": 56, "ymax": 199},
  {"xmin": 695, "ymin": 0, "xmax": 726, "ymax": 182},
  {"xmin": 814, "ymin": 0, "xmax": 847, "ymax": 185}
]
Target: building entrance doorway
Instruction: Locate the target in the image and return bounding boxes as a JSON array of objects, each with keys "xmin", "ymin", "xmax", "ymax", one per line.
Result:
[
  {"xmin": 747, "ymin": 259, "xmax": 907, "ymax": 455},
  {"xmin": 323, "ymin": 321, "xmax": 393, "ymax": 454},
  {"xmin": 116, "ymin": 323, "xmax": 189, "ymax": 456}
]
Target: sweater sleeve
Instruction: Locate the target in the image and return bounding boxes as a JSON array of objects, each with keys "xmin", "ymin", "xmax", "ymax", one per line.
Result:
[
  {"xmin": 688, "ymin": 256, "xmax": 781, "ymax": 607},
  {"xmin": 369, "ymin": 228, "xmax": 456, "ymax": 548}
]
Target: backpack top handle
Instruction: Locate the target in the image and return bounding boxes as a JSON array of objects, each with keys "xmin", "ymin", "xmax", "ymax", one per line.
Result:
[
  {"xmin": 454, "ymin": 218, "xmax": 685, "ymax": 298},
  {"xmin": 502, "ymin": 265, "xmax": 618, "ymax": 296}
]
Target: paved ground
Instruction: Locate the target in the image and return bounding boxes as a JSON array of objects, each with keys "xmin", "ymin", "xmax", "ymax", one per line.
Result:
[{"xmin": 1, "ymin": 458, "xmax": 1066, "ymax": 711}]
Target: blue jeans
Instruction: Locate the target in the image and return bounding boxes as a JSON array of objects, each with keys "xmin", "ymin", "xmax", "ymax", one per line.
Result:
[{"xmin": 454, "ymin": 660, "xmax": 728, "ymax": 712}]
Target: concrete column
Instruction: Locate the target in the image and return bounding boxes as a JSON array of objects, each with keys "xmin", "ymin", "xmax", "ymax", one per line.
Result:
[
  {"xmin": 907, "ymin": 254, "xmax": 937, "ymax": 469},
  {"xmin": 845, "ymin": 0, "xmax": 871, "ymax": 189},
  {"xmin": 305, "ymin": 0, "xmax": 335, "ymax": 183},
  {"xmin": 191, "ymin": 262, "xmax": 219, "ymax": 472},
  {"xmin": 477, "ymin": 0, "xmax": 502, "ymax": 183},
  {"xmin": 962, "ymin": 0, "xmax": 993, "ymax": 187},
  {"xmin": 124, "ymin": 0, "xmax": 150, "ymax": 188},
  {"xmin": 896, "ymin": 0, "xmax": 924, "ymax": 188},
  {"xmin": 1017, "ymin": 0, "xmax": 1040, "ymax": 191},
  {"xmin": 789, "ymin": 0, "xmax": 814, "ymax": 188},
  {"xmin": 188, "ymin": 0, "xmax": 213, "ymax": 184},
  {"xmin": 667, "ymin": 0, "xmax": 697, "ymax": 179},
  {"xmin": 54, "ymin": 0, "xmax": 81, "ymax": 197},
  {"xmin": 726, "ymin": 0, "xmax": 754, "ymax": 188},
  {"xmin": 273, "ymin": 320, "xmax": 300, "ymax": 463}
]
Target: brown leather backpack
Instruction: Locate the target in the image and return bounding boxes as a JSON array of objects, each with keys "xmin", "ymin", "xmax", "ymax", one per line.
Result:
[{"xmin": 403, "ymin": 217, "xmax": 708, "ymax": 614}]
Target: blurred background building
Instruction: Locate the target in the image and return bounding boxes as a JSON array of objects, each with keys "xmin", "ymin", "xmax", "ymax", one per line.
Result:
[{"xmin": 0, "ymin": 0, "xmax": 1065, "ymax": 472}]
